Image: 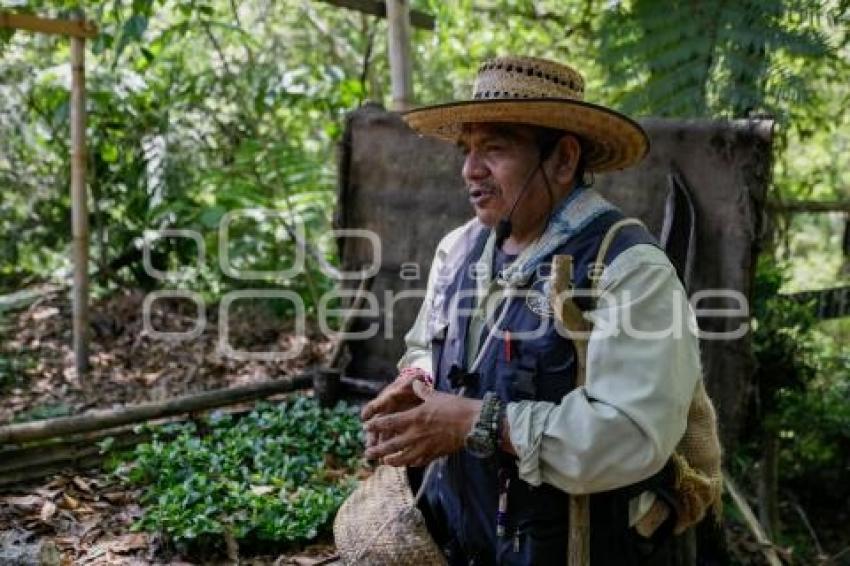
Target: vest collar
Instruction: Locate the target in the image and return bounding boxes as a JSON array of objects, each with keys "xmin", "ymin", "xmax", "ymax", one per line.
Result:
[{"xmin": 482, "ymin": 186, "xmax": 618, "ymax": 288}]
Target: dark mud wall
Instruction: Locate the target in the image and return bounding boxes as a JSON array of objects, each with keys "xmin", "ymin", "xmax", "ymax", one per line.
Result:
[{"xmin": 336, "ymin": 104, "xmax": 772, "ymax": 448}]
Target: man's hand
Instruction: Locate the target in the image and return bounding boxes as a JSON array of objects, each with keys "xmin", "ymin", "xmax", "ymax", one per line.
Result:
[
  {"xmin": 364, "ymin": 390, "xmax": 482, "ymax": 467},
  {"xmin": 360, "ymin": 370, "xmax": 427, "ymax": 423}
]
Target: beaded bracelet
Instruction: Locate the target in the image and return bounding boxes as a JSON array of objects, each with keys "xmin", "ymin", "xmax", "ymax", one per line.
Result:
[{"xmin": 398, "ymin": 366, "xmax": 433, "ymax": 387}]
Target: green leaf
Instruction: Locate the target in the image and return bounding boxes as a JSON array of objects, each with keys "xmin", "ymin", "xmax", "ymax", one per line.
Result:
[
  {"xmin": 101, "ymin": 144, "xmax": 119, "ymax": 164},
  {"xmin": 199, "ymin": 206, "xmax": 226, "ymax": 229},
  {"xmin": 124, "ymin": 14, "xmax": 149, "ymax": 41}
]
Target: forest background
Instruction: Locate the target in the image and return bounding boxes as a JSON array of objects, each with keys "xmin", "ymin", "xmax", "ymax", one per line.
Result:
[{"xmin": 0, "ymin": 0, "xmax": 848, "ymax": 562}]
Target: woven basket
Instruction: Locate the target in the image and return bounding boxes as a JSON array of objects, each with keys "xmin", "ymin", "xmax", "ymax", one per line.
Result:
[{"xmin": 333, "ymin": 465, "xmax": 447, "ymax": 565}]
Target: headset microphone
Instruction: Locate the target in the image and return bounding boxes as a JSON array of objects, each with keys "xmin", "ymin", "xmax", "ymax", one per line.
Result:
[
  {"xmin": 494, "ymin": 160, "xmax": 544, "ymax": 249},
  {"xmin": 493, "ymin": 134, "xmax": 563, "ymax": 249},
  {"xmin": 494, "ymin": 218, "xmax": 512, "ymax": 249}
]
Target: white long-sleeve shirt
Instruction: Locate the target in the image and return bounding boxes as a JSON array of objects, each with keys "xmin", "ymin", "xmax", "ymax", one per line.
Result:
[{"xmin": 398, "ymin": 218, "xmax": 702, "ymax": 508}]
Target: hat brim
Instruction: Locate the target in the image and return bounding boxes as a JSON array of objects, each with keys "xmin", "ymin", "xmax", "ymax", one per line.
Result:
[{"xmin": 402, "ymin": 98, "xmax": 649, "ymax": 172}]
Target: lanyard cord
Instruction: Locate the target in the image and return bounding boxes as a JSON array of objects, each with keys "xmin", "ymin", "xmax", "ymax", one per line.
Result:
[{"xmin": 412, "ymin": 293, "xmax": 515, "ymax": 505}]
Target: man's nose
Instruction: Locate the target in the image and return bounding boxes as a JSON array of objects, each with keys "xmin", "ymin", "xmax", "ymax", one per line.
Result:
[{"xmin": 462, "ymin": 149, "xmax": 488, "ymax": 182}]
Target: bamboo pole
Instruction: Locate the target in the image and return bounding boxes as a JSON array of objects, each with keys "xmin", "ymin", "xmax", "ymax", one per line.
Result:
[
  {"xmin": 0, "ymin": 454, "xmax": 107, "ymax": 488},
  {"xmin": 385, "ymin": 0, "xmax": 413, "ymax": 111},
  {"xmin": 340, "ymin": 376, "xmax": 383, "ymax": 396},
  {"xmin": 0, "ymin": 376, "xmax": 382, "ymax": 486},
  {"xmin": 552, "ymin": 255, "xmax": 592, "ymax": 566},
  {"xmin": 70, "ymin": 11, "xmax": 90, "ymax": 381}
]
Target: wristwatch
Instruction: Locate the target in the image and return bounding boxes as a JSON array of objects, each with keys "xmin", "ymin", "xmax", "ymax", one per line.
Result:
[{"xmin": 465, "ymin": 392, "xmax": 503, "ymax": 458}]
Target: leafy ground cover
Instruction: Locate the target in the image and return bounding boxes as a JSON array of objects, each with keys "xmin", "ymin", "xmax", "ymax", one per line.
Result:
[{"xmin": 111, "ymin": 397, "xmax": 364, "ymax": 559}]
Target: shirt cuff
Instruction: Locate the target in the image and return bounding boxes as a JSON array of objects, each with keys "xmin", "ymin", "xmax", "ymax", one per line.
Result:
[{"xmin": 506, "ymin": 400, "xmax": 556, "ymax": 487}]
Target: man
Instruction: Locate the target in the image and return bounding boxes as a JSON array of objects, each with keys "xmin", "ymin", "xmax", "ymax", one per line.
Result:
[{"xmin": 361, "ymin": 56, "xmax": 703, "ymax": 565}]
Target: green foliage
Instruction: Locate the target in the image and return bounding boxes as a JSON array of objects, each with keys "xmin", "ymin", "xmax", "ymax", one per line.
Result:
[
  {"xmin": 751, "ymin": 256, "xmax": 849, "ymax": 462},
  {"xmin": 751, "ymin": 256, "xmax": 818, "ymax": 409},
  {"xmin": 2, "ymin": 0, "xmax": 847, "ymax": 298},
  {"xmin": 747, "ymin": 257, "xmax": 850, "ymax": 527},
  {"xmin": 112, "ymin": 396, "xmax": 364, "ymax": 550},
  {"xmin": 594, "ymin": 1, "xmax": 850, "ymax": 273},
  {"xmin": 775, "ymin": 340, "xmax": 850, "ymax": 480},
  {"xmin": 595, "ymin": 0, "xmax": 838, "ymax": 121},
  {"xmin": 0, "ymin": 1, "xmax": 355, "ymax": 302}
]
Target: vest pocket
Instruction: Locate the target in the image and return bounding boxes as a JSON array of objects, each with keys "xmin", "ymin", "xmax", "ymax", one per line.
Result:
[
  {"xmin": 494, "ymin": 348, "xmax": 537, "ymax": 402},
  {"xmin": 531, "ymin": 334, "xmax": 577, "ymax": 402},
  {"xmin": 493, "ymin": 334, "xmax": 579, "ymax": 404}
]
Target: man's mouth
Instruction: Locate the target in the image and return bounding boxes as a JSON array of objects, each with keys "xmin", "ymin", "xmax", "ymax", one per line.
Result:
[{"xmin": 468, "ymin": 186, "xmax": 498, "ymax": 206}]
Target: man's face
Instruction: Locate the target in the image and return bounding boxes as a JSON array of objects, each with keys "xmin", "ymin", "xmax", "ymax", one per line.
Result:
[{"xmin": 457, "ymin": 123, "xmax": 546, "ymax": 228}]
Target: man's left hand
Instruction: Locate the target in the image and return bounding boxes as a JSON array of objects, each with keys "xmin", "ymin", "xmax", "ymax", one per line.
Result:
[{"xmin": 364, "ymin": 390, "xmax": 482, "ymax": 467}]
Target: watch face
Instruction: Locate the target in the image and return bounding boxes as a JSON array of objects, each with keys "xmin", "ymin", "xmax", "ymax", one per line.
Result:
[
  {"xmin": 466, "ymin": 430, "xmax": 493, "ymax": 458},
  {"xmin": 465, "ymin": 392, "xmax": 500, "ymax": 459}
]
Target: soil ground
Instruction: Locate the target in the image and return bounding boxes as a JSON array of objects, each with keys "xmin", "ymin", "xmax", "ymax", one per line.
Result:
[{"xmin": 0, "ymin": 288, "xmax": 336, "ymax": 564}]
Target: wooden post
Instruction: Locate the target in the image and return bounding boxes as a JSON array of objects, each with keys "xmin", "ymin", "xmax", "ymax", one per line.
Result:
[
  {"xmin": 385, "ymin": 0, "xmax": 413, "ymax": 111},
  {"xmin": 312, "ymin": 0, "xmax": 435, "ymax": 30},
  {"xmin": 0, "ymin": 12, "xmax": 97, "ymax": 37},
  {"xmin": 70, "ymin": 11, "xmax": 90, "ymax": 380},
  {"xmin": 314, "ymin": 369, "xmax": 342, "ymax": 408},
  {"xmin": 0, "ymin": 12, "xmax": 98, "ymax": 382}
]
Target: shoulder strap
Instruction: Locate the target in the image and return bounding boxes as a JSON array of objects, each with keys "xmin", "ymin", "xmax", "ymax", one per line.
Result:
[
  {"xmin": 550, "ymin": 216, "xmax": 648, "ymax": 383},
  {"xmin": 590, "ymin": 218, "xmax": 646, "ymax": 292}
]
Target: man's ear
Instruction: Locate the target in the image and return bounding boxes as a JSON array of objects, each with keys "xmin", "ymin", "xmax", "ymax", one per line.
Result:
[{"xmin": 551, "ymin": 134, "xmax": 581, "ymax": 186}]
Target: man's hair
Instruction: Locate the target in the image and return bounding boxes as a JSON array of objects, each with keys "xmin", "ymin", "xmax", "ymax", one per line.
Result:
[{"xmin": 533, "ymin": 126, "xmax": 590, "ymax": 187}]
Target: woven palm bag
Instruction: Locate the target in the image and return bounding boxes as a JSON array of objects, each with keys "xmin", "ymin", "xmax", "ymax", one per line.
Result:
[{"xmin": 333, "ymin": 464, "xmax": 447, "ymax": 565}]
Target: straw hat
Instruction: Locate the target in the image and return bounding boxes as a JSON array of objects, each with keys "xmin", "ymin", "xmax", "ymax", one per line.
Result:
[{"xmin": 403, "ymin": 56, "xmax": 649, "ymax": 172}]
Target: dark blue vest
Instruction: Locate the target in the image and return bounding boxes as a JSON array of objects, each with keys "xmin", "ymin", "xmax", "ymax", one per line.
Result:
[{"xmin": 420, "ymin": 209, "xmax": 675, "ymax": 566}]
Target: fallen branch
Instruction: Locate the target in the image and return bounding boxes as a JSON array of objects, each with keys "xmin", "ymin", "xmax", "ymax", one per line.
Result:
[
  {"xmin": 767, "ymin": 200, "xmax": 850, "ymax": 214},
  {"xmin": 0, "ymin": 453, "xmax": 106, "ymax": 489},
  {"xmin": 0, "ymin": 430, "xmax": 149, "ymax": 488},
  {"xmin": 0, "ymin": 426, "xmax": 149, "ymax": 475},
  {"xmin": 788, "ymin": 493, "xmax": 825, "ymax": 559},
  {"xmin": 340, "ymin": 376, "xmax": 384, "ymax": 396},
  {"xmin": 724, "ymin": 471, "xmax": 784, "ymax": 566},
  {"xmin": 0, "ymin": 373, "xmax": 314, "ymax": 445},
  {"xmin": 0, "ymin": 283, "xmax": 64, "ymax": 313}
]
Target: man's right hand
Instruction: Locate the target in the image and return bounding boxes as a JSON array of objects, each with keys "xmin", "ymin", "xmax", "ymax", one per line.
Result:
[{"xmin": 361, "ymin": 368, "xmax": 430, "ymax": 424}]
